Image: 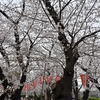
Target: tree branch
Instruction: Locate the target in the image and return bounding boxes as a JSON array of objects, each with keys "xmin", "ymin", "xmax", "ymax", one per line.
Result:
[
  {"xmin": 0, "ymin": 10, "xmax": 15, "ymax": 23},
  {"xmin": 74, "ymin": 30, "xmax": 100, "ymax": 48},
  {"xmin": 0, "ymin": 44, "xmax": 10, "ymax": 67},
  {"xmin": 41, "ymin": 0, "xmax": 60, "ymax": 25},
  {"xmin": 39, "ymin": 0, "xmax": 56, "ymax": 28},
  {"xmin": 16, "ymin": 0, "xmax": 25, "ymax": 23},
  {"xmin": 60, "ymin": 0, "xmax": 72, "ymax": 12}
]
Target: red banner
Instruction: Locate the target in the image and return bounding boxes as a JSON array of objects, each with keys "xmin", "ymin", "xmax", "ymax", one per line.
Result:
[
  {"xmin": 80, "ymin": 74, "xmax": 88, "ymax": 86},
  {"xmin": 22, "ymin": 75, "xmax": 62, "ymax": 92}
]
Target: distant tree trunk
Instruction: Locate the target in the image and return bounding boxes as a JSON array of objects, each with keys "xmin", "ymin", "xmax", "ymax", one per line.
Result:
[
  {"xmin": 73, "ymin": 80, "xmax": 79, "ymax": 100},
  {"xmin": 0, "ymin": 67, "xmax": 9, "ymax": 100},
  {"xmin": 0, "ymin": 93, "xmax": 7, "ymax": 100},
  {"xmin": 11, "ymin": 73, "xmax": 26, "ymax": 100},
  {"xmin": 82, "ymin": 83, "xmax": 89, "ymax": 100},
  {"xmin": 47, "ymin": 89, "xmax": 51, "ymax": 100},
  {"xmin": 34, "ymin": 92, "xmax": 38, "ymax": 100},
  {"xmin": 74, "ymin": 92, "xmax": 78, "ymax": 100},
  {"xmin": 82, "ymin": 90, "xmax": 89, "ymax": 100}
]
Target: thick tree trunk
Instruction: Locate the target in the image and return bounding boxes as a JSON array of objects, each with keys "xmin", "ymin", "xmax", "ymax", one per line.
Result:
[
  {"xmin": 52, "ymin": 55, "xmax": 78, "ymax": 100},
  {"xmin": 52, "ymin": 68, "xmax": 74, "ymax": 100},
  {"xmin": 11, "ymin": 88, "xmax": 22, "ymax": 100},
  {"xmin": 41, "ymin": 1, "xmax": 79, "ymax": 100}
]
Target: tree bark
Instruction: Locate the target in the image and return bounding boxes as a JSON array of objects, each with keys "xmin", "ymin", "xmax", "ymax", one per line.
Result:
[
  {"xmin": 11, "ymin": 88, "xmax": 22, "ymax": 100},
  {"xmin": 52, "ymin": 68, "xmax": 74, "ymax": 100},
  {"xmin": 82, "ymin": 83, "xmax": 89, "ymax": 100},
  {"xmin": 11, "ymin": 73, "xmax": 26, "ymax": 100},
  {"xmin": 0, "ymin": 67, "xmax": 9, "ymax": 100},
  {"xmin": 0, "ymin": 93, "xmax": 7, "ymax": 100},
  {"xmin": 82, "ymin": 90, "xmax": 89, "ymax": 100},
  {"xmin": 47, "ymin": 89, "xmax": 51, "ymax": 100},
  {"xmin": 73, "ymin": 80, "xmax": 79, "ymax": 100},
  {"xmin": 52, "ymin": 48, "xmax": 79, "ymax": 100}
]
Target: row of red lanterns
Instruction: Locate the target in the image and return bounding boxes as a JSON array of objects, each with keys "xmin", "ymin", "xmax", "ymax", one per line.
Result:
[{"xmin": 22, "ymin": 76, "xmax": 61, "ymax": 92}]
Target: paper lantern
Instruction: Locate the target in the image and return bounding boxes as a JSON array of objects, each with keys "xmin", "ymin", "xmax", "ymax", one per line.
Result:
[
  {"xmin": 22, "ymin": 84, "xmax": 30, "ymax": 92},
  {"xmin": 55, "ymin": 76, "xmax": 61, "ymax": 82},
  {"xmin": 46, "ymin": 76, "xmax": 52, "ymax": 84},
  {"xmin": 40, "ymin": 76, "xmax": 43, "ymax": 84},
  {"xmin": 31, "ymin": 81, "xmax": 37, "ymax": 88}
]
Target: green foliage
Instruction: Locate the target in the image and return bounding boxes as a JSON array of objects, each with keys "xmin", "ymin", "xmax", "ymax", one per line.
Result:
[
  {"xmin": 27, "ymin": 95, "xmax": 34, "ymax": 99},
  {"xmin": 79, "ymin": 97, "xmax": 100, "ymax": 100},
  {"xmin": 21, "ymin": 94, "xmax": 26, "ymax": 98},
  {"xmin": 88, "ymin": 97, "xmax": 100, "ymax": 100},
  {"xmin": 21, "ymin": 94, "xmax": 34, "ymax": 99}
]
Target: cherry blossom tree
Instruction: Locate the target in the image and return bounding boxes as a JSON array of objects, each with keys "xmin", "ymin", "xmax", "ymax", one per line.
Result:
[
  {"xmin": 0, "ymin": 0, "xmax": 100, "ymax": 100},
  {"xmin": 39, "ymin": 0, "xmax": 100, "ymax": 100},
  {"xmin": 0, "ymin": 0, "xmax": 52, "ymax": 99}
]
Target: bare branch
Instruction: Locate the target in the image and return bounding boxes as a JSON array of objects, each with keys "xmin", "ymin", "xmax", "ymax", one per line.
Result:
[
  {"xmin": 72, "ymin": 0, "xmax": 86, "ymax": 34},
  {"xmin": 58, "ymin": 0, "xmax": 61, "ymax": 20},
  {"xmin": 74, "ymin": 30, "xmax": 100, "ymax": 48},
  {"xmin": 16, "ymin": 0, "xmax": 25, "ymax": 23},
  {"xmin": 41, "ymin": 0, "xmax": 60, "ymax": 25},
  {"xmin": 60, "ymin": 0, "xmax": 72, "ymax": 12},
  {"xmin": 39, "ymin": 0, "xmax": 56, "ymax": 28},
  {"xmin": 0, "ymin": 9, "xmax": 15, "ymax": 23},
  {"xmin": 74, "ymin": 0, "xmax": 97, "ymax": 35}
]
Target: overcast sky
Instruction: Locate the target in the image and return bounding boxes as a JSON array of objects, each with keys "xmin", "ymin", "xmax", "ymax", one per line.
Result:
[{"xmin": 0, "ymin": 0, "xmax": 20, "ymax": 4}]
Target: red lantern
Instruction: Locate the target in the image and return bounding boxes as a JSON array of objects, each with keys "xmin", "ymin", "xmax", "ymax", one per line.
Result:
[
  {"xmin": 22, "ymin": 84, "xmax": 30, "ymax": 92},
  {"xmin": 46, "ymin": 76, "xmax": 52, "ymax": 84},
  {"xmin": 31, "ymin": 81, "xmax": 37, "ymax": 88},
  {"xmin": 55, "ymin": 76, "xmax": 60, "ymax": 82},
  {"xmin": 49, "ymin": 76, "xmax": 52, "ymax": 83},
  {"xmin": 40, "ymin": 76, "xmax": 43, "ymax": 84}
]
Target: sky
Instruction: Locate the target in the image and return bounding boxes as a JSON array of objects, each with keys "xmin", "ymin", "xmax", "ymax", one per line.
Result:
[{"xmin": 0, "ymin": 0, "xmax": 20, "ymax": 5}]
